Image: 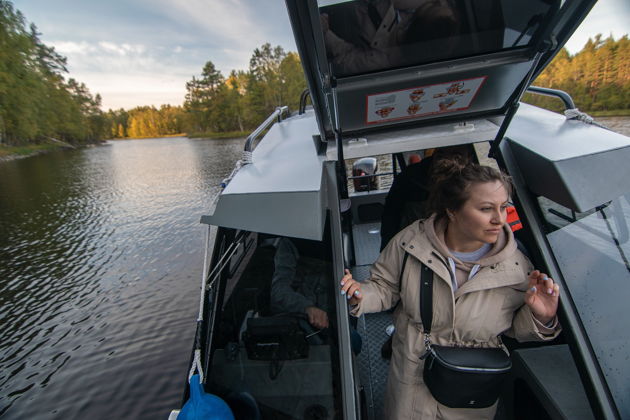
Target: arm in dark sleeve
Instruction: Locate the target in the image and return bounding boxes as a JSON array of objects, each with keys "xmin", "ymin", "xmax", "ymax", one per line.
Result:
[{"xmin": 270, "ymin": 238, "xmax": 314, "ymax": 314}]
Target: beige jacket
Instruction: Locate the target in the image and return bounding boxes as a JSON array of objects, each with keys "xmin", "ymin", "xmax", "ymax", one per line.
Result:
[{"xmin": 352, "ymin": 218, "xmax": 561, "ymax": 419}]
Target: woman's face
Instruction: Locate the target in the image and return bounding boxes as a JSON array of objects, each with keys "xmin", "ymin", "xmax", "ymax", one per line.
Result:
[{"xmin": 448, "ymin": 180, "xmax": 509, "ymax": 251}]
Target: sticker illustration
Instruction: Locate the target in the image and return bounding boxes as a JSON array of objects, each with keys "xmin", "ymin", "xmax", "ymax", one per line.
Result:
[
  {"xmin": 375, "ymin": 106, "xmax": 395, "ymax": 118},
  {"xmin": 409, "ymin": 89, "xmax": 425, "ymax": 102},
  {"xmin": 439, "ymin": 97, "xmax": 457, "ymax": 111},
  {"xmin": 365, "ymin": 76, "xmax": 486, "ymax": 124},
  {"xmin": 407, "ymin": 104, "xmax": 421, "ymax": 115},
  {"xmin": 447, "ymin": 82, "xmax": 463, "ymax": 94}
]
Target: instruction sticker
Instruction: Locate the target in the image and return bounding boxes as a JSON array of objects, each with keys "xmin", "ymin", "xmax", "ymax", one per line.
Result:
[{"xmin": 366, "ymin": 76, "xmax": 486, "ymax": 124}]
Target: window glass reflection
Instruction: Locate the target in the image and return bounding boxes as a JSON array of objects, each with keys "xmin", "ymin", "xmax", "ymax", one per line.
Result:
[
  {"xmin": 539, "ymin": 194, "xmax": 630, "ymax": 418},
  {"xmin": 207, "ymin": 232, "xmax": 344, "ymax": 420},
  {"xmin": 318, "ymin": 0, "xmax": 557, "ymax": 77}
]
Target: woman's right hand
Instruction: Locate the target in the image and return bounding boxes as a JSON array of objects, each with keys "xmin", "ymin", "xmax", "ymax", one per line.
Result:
[{"xmin": 340, "ymin": 269, "xmax": 362, "ymax": 305}]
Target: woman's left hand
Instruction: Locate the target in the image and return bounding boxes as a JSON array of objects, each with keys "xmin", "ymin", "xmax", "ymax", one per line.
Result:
[{"xmin": 525, "ymin": 270, "xmax": 560, "ymax": 325}]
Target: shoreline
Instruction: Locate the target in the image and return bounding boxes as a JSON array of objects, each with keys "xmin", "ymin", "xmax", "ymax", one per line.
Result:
[
  {"xmin": 589, "ymin": 110, "xmax": 630, "ymax": 118},
  {"xmin": 2, "ymin": 113, "xmax": 628, "ymax": 163},
  {"xmin": 0, "ymin": 143, "xmax": 66, "ymax": 163},
  {"xmin": 186, "ymin": 130, "xmax": 249, "ymax": 140},
  {"xmin": 109, "ymin": 133, "xmax": 188, "ymax": 140},
  {"xmin": 0, "ymin": 142, "xmax": 101, "ymax": 164}
]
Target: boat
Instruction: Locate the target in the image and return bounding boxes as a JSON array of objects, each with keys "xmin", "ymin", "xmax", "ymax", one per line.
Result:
[{"xmin": 170, "ymin": 0, "xmax": 630, "ymax": 418}]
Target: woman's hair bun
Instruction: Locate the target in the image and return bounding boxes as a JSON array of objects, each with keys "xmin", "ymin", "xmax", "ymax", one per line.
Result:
[{"xmin": 430, "ymin": 156, "xmax": 467, "ymax": 185}]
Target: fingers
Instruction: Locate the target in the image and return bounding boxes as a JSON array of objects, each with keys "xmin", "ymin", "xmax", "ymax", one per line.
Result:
[
  {"xmin": 552, "ymin": 283, "xmax": 560, "ymax": 297},
  {"xmin": 527, "ymin": 270, "xmax": 540, "ymax": 288},
  {"xmin": 340, "ymin": 269, "xmax": 362, "ymax": 304},
  {"xmin": 340, "ymin": 269, "xmax": 354, "ymax": 294},
  {"xmin": 306, "ymin": 307, "xmax": 329, "ymax": 329},
  {"xmin": 320, "ymin": 312, "xmax": 329, "ymax": 329},
  {"xmin": 527, "ymin": 270, "xmax": 560, "ymax": 297}
]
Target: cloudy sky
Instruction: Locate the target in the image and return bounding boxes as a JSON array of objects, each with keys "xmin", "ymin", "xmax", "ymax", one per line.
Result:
[{"xmin": 12, "ymin": 0, "xmax": 629, "ymax": 111}]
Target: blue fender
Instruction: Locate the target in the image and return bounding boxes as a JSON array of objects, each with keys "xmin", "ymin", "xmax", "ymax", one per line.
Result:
[{"xmin": 177, "ymin": 375, "xmax": 235, "ymax": 420}]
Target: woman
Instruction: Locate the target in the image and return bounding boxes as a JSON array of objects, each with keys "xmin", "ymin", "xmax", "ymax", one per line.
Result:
[{"xmin": 340, "ymin": 160, "xmax": 561, "ymax": 419}]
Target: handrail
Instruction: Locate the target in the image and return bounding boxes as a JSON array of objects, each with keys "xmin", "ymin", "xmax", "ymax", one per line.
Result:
[
  {"xmin": 526, "ymin": 86, "xmax": 609, "ymax": 129},
  {"xmin": 244, "ymin": 106, "xmax": 289, "ymax": 152},
  {"xmin": 526, "ymin": 86, "xmax": 576, "ymax": 110},
  {"xmin": 299, "ymin": 89, "xmax": 311, "ymax": 115}
]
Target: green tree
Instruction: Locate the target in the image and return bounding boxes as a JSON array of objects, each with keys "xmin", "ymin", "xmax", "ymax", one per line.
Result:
[
  {"xmin": 184, "ymin": 60, "xmax": 226, "ymax": 133},
  {"xmin": 246, "ymin": 43, "xmax": 287, "ymax": 125},
  {"xmin": 0, "ymin": 0, "xmax": 106, "ymax": 145},
  {"xmin": 524, "ymin": 34, "xmax": 630, "ymax": 113}
]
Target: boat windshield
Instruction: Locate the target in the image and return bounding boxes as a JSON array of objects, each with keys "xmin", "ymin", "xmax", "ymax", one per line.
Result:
[
  {"xmin": 538, "ymin": 193, "xmax": 630, "ymax": 418},
  {"xmin": 206, "ymin": 232, "xmax": 344, "ymax": 419},
  {"xmin": 317, "ymin": 0, "xmax": 557, "ymax": 77}
]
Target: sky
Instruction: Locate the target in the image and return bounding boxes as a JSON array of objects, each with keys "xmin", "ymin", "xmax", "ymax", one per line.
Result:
[{"xmin": 11, "ymin": 0, "xmax": 630, "ymax": 111}]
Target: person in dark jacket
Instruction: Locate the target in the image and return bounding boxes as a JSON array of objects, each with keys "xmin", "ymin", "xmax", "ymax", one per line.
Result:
[
  {"xmin": 380, "ymin": 145, "xmax": 473, "ymax": 250},
  {"xmin": 270, "ymin": 237, "xmax": 330, "ymax": 330},
  {"xmin": 270, "ymin": 237, "xmax": 363, "ymax": 353}
]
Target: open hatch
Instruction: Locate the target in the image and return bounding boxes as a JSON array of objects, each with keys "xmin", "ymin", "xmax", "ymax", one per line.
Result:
[{"xmin": 286, "ymin": 0, "xmax": 596, "ymax": 149}]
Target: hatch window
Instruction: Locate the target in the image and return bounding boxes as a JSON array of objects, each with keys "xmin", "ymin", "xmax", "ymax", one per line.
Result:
[
  {"xmin": 537, "ymin": 194, "xmax": 630, "ymax": 417},
  {"xmin": 318, "ymin": 0, "xmax": 557, "ymax": 77},
  {"xmin": 206, "ymin": 231, "xmax": 343, "ymax": 420}
]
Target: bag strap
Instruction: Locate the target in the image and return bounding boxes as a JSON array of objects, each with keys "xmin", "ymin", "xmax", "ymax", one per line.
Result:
[
  {"xmin": 398, "ymin": 252, "xmax": 409, "ymax": 293},
  {"xmin": 398, "ymin": 253, "xmax": 432, "ymax": 332},
  {"xmin": 420, "ymin": 262, "xmax": 433, "ymax": 334}
]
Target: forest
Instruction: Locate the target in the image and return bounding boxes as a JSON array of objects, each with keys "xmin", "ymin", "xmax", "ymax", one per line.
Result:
[
  {"xmin": 104, "ymin": 44, "xmax": 306, "ymax": 140},
  {"xmin": 523, "ymin": 34, "xmax": 630, "ymax": 113},
  {"xmin": 0, "ymin": 0, "xmax": 628, "ymax": 147},
  {"xmin": 0, "ymin": 0, "xmax": 105, "ymax": 147}
]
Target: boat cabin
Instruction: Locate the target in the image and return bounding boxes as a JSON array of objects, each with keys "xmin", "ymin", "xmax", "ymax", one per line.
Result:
[{"xmin": 173, "ymin": 1, "xmax": 630, "ymax": 419}]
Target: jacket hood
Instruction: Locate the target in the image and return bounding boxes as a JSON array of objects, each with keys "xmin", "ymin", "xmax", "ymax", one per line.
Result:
[{"xmin": 424, "ymin": 213, "xmax": 517, "ymax": 288}]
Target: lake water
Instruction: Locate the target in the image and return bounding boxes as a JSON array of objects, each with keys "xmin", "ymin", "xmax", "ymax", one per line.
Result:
[
  {"xmin": 1, "ymin": 116, "xmax": 629, "ymax": 419},
  {"xmin": 0, "ymin": 137, "xmax": 243, "ymax": 419},
  {"xmin": 596, "ymin": 116, "xmax": 630, "ymax": 136}
]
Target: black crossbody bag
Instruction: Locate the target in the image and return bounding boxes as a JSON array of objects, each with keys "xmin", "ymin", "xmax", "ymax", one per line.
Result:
[{"xmin": 418, "ymin": 262, "xmax": 511, "ymax": 408}]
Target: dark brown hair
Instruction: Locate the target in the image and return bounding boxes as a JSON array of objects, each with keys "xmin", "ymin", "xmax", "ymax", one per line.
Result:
[{"xmin": 428, "ymin": 158, "xmax": 513, "ymax": 219}]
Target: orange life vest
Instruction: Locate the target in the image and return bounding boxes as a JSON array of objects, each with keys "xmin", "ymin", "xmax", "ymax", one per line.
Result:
[{"xmin": 507, "ymin": 205, "xmax": 523, "ymax": 232}]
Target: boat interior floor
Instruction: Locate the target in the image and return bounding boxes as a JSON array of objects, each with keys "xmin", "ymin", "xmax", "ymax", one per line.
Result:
[{"xmin": 351, "ymin": 221, "xmax": 391, "ymax": 420}]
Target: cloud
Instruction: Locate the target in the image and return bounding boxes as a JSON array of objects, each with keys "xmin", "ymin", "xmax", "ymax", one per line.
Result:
[
  {"xmin": 53, "ymin": 41, "xmax": 97, "ymax": 55},
  {"xmin": 101, "ymin": 91, "xmax": 186, "ymax": 110},
  {"xmin": 143, "ymin": 0, "xmax": 295, "ymax": 74},
  {"xmin": 149, "ymin": 0, "xmax": 266, "ymax": 50},
  {"xmin": 98, "ymin": 42, "xmax": 146, "ymax": 56},
  {"xmin": 565, "ymin": 0, "xmax": 629, "ymax": 54},
  {"xmin": 73, "ymin": 68, "xmax": 188, "ymax": 110},
  {"xmin": 49, "ymin": 39, "xmax": 191, "ymax": 109},
  {"xmin": 13, "ymin": 0, "xmax": 298, "ymax": 109}
]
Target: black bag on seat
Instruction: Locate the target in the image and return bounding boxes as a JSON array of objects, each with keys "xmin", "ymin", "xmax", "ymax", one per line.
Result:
[{"xmin": 243, "ymin": 316, "xmax": 309, "ymax": 361}]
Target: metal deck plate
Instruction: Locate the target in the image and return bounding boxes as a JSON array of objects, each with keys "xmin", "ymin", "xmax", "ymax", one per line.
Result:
[
  {"xmin": 352, "ymin": 223, "xmax": 382, "ymax": 266},
  {"xmin": 357, "ymin": 311, "xmax": 393, "ymax": 420}
]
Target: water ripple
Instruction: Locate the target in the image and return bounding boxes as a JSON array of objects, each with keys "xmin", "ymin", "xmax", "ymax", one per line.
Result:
[{"xmin": 0, "ymin": 137, "xmax": 243, "ymax": 419}]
